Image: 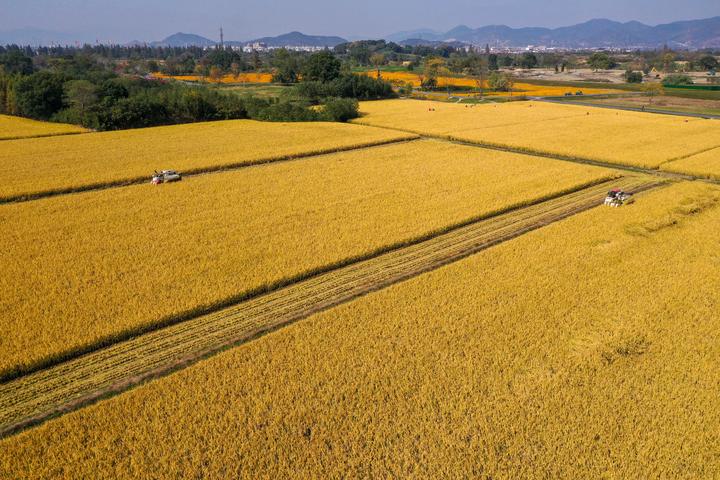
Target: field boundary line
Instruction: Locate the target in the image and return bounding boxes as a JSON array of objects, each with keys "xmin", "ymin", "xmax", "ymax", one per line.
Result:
[
  {"xmin": 0, "ymin": 177, "xmax": 665, "ymax": 439},
  {"xmin": 0, "ymin": 136, "xmax": 419, "ymax": 205},
  {"xmin": 0, "ymin": 130, "xmax": 89, "ymax": 142}
]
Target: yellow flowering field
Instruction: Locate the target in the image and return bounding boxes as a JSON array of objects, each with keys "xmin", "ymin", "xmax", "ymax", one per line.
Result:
[
  {"xmin": 0, "ymin": 120, "xmax": 415, "ymax": 200},
  {"xmin": 153, "ymin": 72, "xmax": 274, "ymax": 83},
  {"xmin": 3, "ymin": 181, "xmax": 718, "ymax": 478},
  {"xmin": 0, "ymin": 139, "xmax": 615, "ymax": 378},
  {"xmin": 0, "ymin": 114, "xmax": 88, "ymax": 141},
  {"xmin": 355, "ymin": 99, "xmax": 720, "ymax": 169},
  {"xmin": 660, "ymin": 146, "xmax": 720, "ymax": 180}
]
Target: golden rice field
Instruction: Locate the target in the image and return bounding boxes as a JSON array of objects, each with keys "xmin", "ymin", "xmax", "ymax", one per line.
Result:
[
  {"xmin": 153, "ymin": 72, "xmax": 274, "ymax": 83},
  {"xmin": 354, "ymin": 98, "xmax": 590, "ymax": 135},
  {"xmin": 0, "ymin": 138, "xmax": 615, "ymax": 378},
  {"xmin": 661, "ymin": 146, "xmax": 720, "ymax": 180},
  {"xmin": 354, "ymin": 99, "xmax": 720, "ymax": 169},
  {"xmin": 3, "ymin": 181, "xmax": 719, "ymax": 478},
  {"xmin": 362, "ymin": 70, "xmax": 621, "ymax": 96},
  {"xmin": 0, "ymin": 120, "xmax": 414, "ymax": 200},
  {"xmin": 0, "ymin": 114, "xmax": 88, "ymax": 141}
]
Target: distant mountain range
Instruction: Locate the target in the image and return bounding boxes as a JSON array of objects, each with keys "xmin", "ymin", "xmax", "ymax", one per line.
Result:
[
  {"xmin": 149, "ymin": 31, "xmax": 346, "ymax": 48},
  {"xmin": 244, "ymin": 31, "xmax": 346, "ymax": 47},
  {"xmin": 2, "ymin": 17, "xmax": 718, "ymax": 49},
  {"xmin": 386, "ymin": 17, "xmax": 720, "ymax": 49},
  {"xmin": 150, "ymin": 32, "xmax": 217, "ymax": 47}
]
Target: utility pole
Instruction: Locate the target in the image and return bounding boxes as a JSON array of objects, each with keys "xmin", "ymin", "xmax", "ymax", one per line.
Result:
[{"xmin": 220, "ymin": 27, "xmax": 224, "ymax": 49}]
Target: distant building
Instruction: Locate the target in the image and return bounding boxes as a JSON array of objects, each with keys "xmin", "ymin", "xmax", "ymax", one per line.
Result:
[{"xmin": 241, "ymin": 42, "xmax": 327, "ymax": 53}]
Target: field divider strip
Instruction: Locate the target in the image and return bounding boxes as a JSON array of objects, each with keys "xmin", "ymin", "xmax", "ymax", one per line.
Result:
[
  {"xmin": 0, "ymin": 177, "xmax": 664, "ymax": 438},
  {"xmin": 0, "ymin": 135, "xmax": 419, "ymax": 205},
  {"xmin": 0, "ymin": 130, "xmax": 89, "ymax": 142}
]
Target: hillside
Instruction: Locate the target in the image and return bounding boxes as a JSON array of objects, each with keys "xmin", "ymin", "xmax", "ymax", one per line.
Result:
[{"xmin": 387, "ymin": 16, "xmax": 720, "ymax": 49}]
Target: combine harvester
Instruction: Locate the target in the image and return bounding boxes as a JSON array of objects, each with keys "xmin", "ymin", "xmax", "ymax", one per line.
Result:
[
  {"xmin": 151, "ymin": 170, "xmax": 182, "ymax": 185},
  {"xmin": 604, "ymin": 188, "xmax": 634, "ymax": 207}
]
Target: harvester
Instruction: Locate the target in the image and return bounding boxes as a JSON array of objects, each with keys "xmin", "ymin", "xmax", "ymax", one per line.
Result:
[
  {"xmin": 604, "ymin": 188, "xmax": 634, "ymax": 207},
  {"xmin": 151, "ymin": 170, "xmax": 182, "ymax": 185}
]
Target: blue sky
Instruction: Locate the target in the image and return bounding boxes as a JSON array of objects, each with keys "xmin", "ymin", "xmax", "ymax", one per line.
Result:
[{"xmin": 1, "ymin": 0, "xmax": 719, "ymax": 43}]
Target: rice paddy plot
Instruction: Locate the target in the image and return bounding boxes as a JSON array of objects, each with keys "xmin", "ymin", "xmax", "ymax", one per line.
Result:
[
  {"xmin": 0, "ymin": 120, "xmax": 416, "ymax": 201},
  {"xmin": 0, "ymin": 176, "xmax": 658, "ymax": 440},
  {"xmin": 0, "ymin": 114, "xmax": 88, "ymax": 141},
  {"xmin": 0, "ymin": 139, "xmax": 616, "ymax": 378},
  {"xmin": 6, "ymin": 180, "xmax": 717, "ymax": 480}
]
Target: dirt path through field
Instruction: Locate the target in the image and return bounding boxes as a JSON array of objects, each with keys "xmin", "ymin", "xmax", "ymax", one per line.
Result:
[{"xmin": 0, "ymin": 176, "xmax": 663, "ymax": 438}]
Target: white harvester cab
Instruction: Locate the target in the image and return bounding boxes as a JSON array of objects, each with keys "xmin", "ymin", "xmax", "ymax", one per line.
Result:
[
  {"xmin": 151, "ymin": 170, "xmax": 182, "ymax": 185},
  {"xmin": 604, "ymin": 188, "xmax": 634, "ymax": 207}
]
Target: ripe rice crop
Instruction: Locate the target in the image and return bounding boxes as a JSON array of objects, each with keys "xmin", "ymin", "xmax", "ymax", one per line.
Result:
[
  {"xmin": 0, "ymin": 139, "xmax": 615, "ymax": 377},
  {"xmin": 0, "ymin": 114, "xmax": 88, "ymax": 141},
  {"xmin": 354, "ymin": 99, "xmax": 720, "ymax": 169},
  {"xmin": 0, "ymin": 120, "xmax": 415, "ymax": 201},
  {"xmin": 361, "ymin": 70, "xmax": 620, "ymax": 95},
  {"xmin": 660, "ymin": 146, "xmax": 720, "ymax": 180},
  {"xmin": 2, "ymin": 181, "xmax": 719, "ymax": 478},
  {"xmin": 354, "ymin": 99, "xmax": 590, "ymax": 136}
]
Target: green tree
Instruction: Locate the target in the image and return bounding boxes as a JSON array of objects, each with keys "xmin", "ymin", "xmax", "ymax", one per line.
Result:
[
  {"xmin": 252, "ymin": 51, "xmax": 262, "ymax": 70},
  {"xmin": 0, "ymin": 73, "xmax": 18, "ymax": 114},
  {"xmin": 370, "ymin": 53, "xmax": 385, "ymax": 77},
  {"xmin": 624, "ymin": 70, "xmax": 643, "ymax": 84},
  {"xmin": 322, "ymin": 97, "xmax": 359, "ymax": 122},
  {"xmin": 302, "ymin": 51, "xmax": 341, "ymax": 83},
  {"xmin": 64, "ymin": 79, "xmax": 98, "ymax": 117},
  {"xmin": 662, "ymin": 74, "xmax": 693, "ymax": 87},
  {"xmin": 662, "ymin": 52, "xmax": 675, "ymax": 72},
  {"xmin": 205, "ymin": 48, "xmax": 242, "ymax": 71},
  {"xmin": 587, "ymin": 52, "xmax": 616, "ymax": 70},
  {"xmin": 271, "ymin": 49, "xmax": 300, "ymax": 83},
  {"xmin": 14, "ymin": 71, "xmax": 64, "ymax": 119},
  {"xmin": 519, "ymin": 53, "xmax": 538, "ymax": 69},
  {"xmin": 699, "ymin": 55, "xmax": 718, "ymax": 71},
  {"xmin": 421, "ymin": 57, "xmax": 445, "ymax": 89},
  {"xmin": 0, "ymin": 50, "xmax": 34, "ymax": 75},
  {"xmin": 468, "ymin": 54, "xmax": 487, "ymax": 96},
  {"xmin": 488, "ymin": 71, "xmax": 514, "ymax": 92},
  {"xmin": 488, "ymin": 54, "xmax": 499, "ymax": 71},
  {"xmin": 643, "ymin": 82, "xmax": 664, "ymax": 105}
]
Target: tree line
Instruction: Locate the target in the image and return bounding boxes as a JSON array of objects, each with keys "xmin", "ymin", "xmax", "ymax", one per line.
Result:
[{"xmin": 0, "ymin": 47, "xmax": 395, "ymax": 130}]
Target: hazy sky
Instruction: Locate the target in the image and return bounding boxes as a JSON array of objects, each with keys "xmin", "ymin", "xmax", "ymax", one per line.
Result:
[{"xmin": 1, "ymin": 0, "xmax": 719, "ymax": 43}]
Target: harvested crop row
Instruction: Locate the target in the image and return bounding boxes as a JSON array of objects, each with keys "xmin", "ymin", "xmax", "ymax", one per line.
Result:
[
  {"xmin": 5, "ymin": 180, "xmax": 717, "ymax": 480},
  {"xmin": 354, "ymin": 99, "xmax": 720, "ymax": 169},
  {"xmin": 0, "ymin": 120, "xmax": 416, "ymax": 201},
  {"xmin": 0, "ymin": 114, "xmax": 88, "ymax": 141},
  {"xmin": 0, "ymin": 139, "xmax": 616, "ymax": 378},
  {"xmin": 0, "ymin": 177, "xmax": 658, "ymax": 437}
]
